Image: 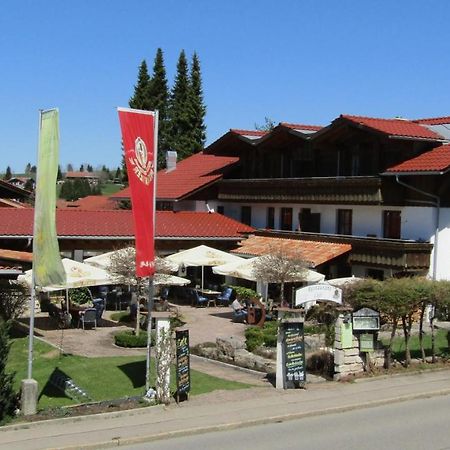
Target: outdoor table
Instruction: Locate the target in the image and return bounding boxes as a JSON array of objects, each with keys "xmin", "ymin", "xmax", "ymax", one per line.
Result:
[{"xmin": 197, "ymin": 289, "xmax": 221, "ymax": 307}]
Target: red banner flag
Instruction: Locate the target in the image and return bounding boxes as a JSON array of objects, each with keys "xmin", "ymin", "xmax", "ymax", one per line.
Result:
[{"xmin": 118, "ymin": 108, "xmax": 158, "ymax": 277}]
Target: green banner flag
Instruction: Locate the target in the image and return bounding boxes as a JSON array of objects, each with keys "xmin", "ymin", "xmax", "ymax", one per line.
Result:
[{"xmin": 33, "ymin": 109, "xmax": 66, "ymax": 288}]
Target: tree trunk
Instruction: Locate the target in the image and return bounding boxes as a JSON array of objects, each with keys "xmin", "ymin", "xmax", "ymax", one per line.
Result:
[
  {"xmin": 419, "ymin": 303, "xmax": 425, "ymax": 362},
  {"xmin": 385, "ymin": 318, "xmax": 398, "ymax": 369},
  {"xmin": 280, "ymin": 282, "xmax": 287, "ymax": 307},
  {"xmin": 401, "ymin": 316, "xmax": 411, "ymax": 367},
  {"xmin": 431, "ymin": 316, "xmax": 436, "ymax": 363}
]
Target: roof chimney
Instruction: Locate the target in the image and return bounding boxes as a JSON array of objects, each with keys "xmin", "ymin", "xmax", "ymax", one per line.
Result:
[{"xmin": 166, "ymin": 150, "xmax": 177, "ymax": 172}]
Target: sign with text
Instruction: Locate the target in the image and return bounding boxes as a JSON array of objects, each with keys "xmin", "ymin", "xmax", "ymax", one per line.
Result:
[
  {"xmin": 175, "ymin": 330, "xmax": 190, "ymax": 397},
  {"xmin": 283, "ymin": 322, "xmax": 306, "ymax": 388},
  {"xmin": 295, "ymin": 284, "xmax": 342, "ymax": 306}
]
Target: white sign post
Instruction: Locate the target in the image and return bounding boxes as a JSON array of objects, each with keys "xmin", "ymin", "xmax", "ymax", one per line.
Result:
[{"xmin": 295, "ymin": 284, "xmax": 342, "ymax": 306}]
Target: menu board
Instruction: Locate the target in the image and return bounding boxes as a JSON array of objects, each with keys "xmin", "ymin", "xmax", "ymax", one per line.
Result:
[
  {"xmin": 175, "ymin": 330, "xmax": 190, "ymax": 397},
  {"xmin": 283, "ymin": 322, "xmax": 306, "ymax": 388}
]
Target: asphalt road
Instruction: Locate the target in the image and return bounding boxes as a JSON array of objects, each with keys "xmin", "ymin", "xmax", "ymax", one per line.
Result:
[{"xmin": 121, "ymin": 394, "xmax": 450, "ymax": 450}]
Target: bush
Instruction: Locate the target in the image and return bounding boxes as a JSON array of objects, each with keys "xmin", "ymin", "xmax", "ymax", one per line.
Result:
[
  {"xmin": 114, "ymin": 330, "xmax": 155, "ymax": 348},
  {"xmin": 69, "ymin": 287, "xmax": 91, "ymax": 306},
  {"xmin": 0, "ymin": 321, "xmax": 17, "ymax": 423},
  {"xmin": 0, "ymin": 280, "xmax": 28, "ymax": 321},
  {"xmin": 245, "ymin": 322, "xmax": 279, "ymax": 352}
]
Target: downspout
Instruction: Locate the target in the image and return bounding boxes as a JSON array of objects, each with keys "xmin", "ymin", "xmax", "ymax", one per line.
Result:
[{"xmin": 394, "ymin": 175, "xmax": 440, "ymax": 280}]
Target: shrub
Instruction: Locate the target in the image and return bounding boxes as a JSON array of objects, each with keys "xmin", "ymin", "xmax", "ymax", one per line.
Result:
[
  {"xmin": 69, "ymin": 287, "xmax": 91, "ymax": 306},
  {"xmin": 0, "ymin": 321, "xmax": 17, "ymax": 423},
  {"xmin": 0, "ymin": 280, "xmax": 28, "ymax": 321},
  {"xmin": 114, "ymin": 330, "xmax": 155, "ymax": 348},
  {"xmin": 245, "ymin": 322, "xmax": 279, "ymax": 352}
]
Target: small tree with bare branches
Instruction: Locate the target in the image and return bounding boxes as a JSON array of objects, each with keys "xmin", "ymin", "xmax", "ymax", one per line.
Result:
[
  {"xmin": 107, "ymin": 248, "xmax": 173, "ymax": 335},
  {"xmin": 252, "ymin": 245, "xmax": 308, "ymax": 306}
]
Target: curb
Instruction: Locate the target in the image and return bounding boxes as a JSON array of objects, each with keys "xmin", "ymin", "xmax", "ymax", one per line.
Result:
[{"xmin": 53, "ymin": 388, "xmax": 450, "ymax": 450}]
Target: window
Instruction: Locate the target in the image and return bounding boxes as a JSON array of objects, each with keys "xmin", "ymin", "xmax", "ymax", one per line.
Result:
[
  {"xmin": 299, "ymin": 209, "xmax": 321, "ymax": 232},
  {"xmin": 280, "ymin": 207, "xmax": 293, "ymax": 230},
  {"xmin": 217, "ymin": 205, "xmax": 224, "ymax": 215},
  {"xmin": 383, "ymin": 210, "xmax": 401, "ymax": 239},
  {"xmin": 337, "ymin": 209, "xmax": 352, "ymax": 235},
  {"xmin": 156, "ymin": 201, "xmax": 173, "ymax": 211},
  {"xmin": 367, "ymin": 268, "xmax": 384, "ymax": 280},
  {"xmin": 241, "ymin": 206, "xmax": 252, "ymax": 226},
  {"xmin": 267, "ymin": 207, "xmax": 275, "ymax": 229}
]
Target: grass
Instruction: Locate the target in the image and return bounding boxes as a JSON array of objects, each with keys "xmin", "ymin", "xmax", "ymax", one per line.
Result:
[
  {"xmin": 7, "ymin": 337, "xmax": 252, "ymax": 410},
  {"xmin": 110, "ymin": 311, "xmax": 132, "ymax": 323},
  {"xmin": 381, "ymin": 329, "xmax": 449, "ymax": 360},
  {"xmin": 100, "ymin": 183, "xmax": 123, "ymax": 195}
]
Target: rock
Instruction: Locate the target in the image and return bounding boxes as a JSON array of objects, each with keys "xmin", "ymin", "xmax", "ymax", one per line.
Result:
[
  {"xmin": 216, "ymin": 336, "xmax": 245, "ymax": 358},
  {"xmin": 234, "ymin": 349, "xmax": 276, "ymax": 373}
]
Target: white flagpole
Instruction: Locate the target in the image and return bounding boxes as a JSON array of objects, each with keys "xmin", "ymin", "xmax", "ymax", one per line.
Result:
[
  {"xmin": 145, "ymin": 109, "xmax": 159, "ymax": 394},
  {"xmin": 27, "ymin": 110, "xmax": 43, "ymax": 380}
]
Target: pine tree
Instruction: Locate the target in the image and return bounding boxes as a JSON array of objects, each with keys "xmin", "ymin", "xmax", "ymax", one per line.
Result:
[
  {"xmin": 0, "ymin": 321, "xmax": 17, "ymax": 422},
  {"xmin": 86, "ymin": 164, "xmax": 93, "ymax": 172},
  {"xmin": 79, "ymin": 164, "xmax": 84, "ymax": 172},
  {"xmin": 148, "ymin": 48, "xmax": 170, "ymax": 169},
  {"xmin": 129, "ymin": 60, "xmax": 152, "ymax": 110},
  {"xmin": 57, "ymin": 165, "xmax": 62, "ymax": 181},
  {"xmin": 168, "ymin": 50, "xmax": 195, "ymax": 160},
  {"xmin": 4, "ymin": 166, "xmax": 12, "ymax": 180},
  {"xmin": 66, "ymin": 163, "xmax": 73, "ymax": 172},
  {"xmin": 189, "ymin": 52, "xmax": 207, "ymax": 152},
  {"xmin": 25, "ymin": 163, "xmax": 31, "ymax": 174}
]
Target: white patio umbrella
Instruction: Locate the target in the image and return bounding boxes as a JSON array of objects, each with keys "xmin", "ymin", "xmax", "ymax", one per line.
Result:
[
  {"xmin": 165, "ymin": 245, "xmax": 244, "ymax": 289},
  {"xmin": 84, "ymin": 248, "xmax": 178, "ymax": 272},
  {"xmin": 154, "ymin": 274, "xmax": 190, "ymax": 286},
  {"xmin": 325, "ymin": 276, "xmax": 362, "ymax": 287},
  {"xmin": 213, "ymin": 257, "xmax": 325, "ymax": 283},
  {"xmin": 18, "ymin": 258, "xmax": 116, "ymax": 292}
]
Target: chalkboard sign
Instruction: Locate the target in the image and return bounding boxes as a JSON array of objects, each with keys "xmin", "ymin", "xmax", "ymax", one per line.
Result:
[
  {"xmin": 283, "ymin": 322, "xmax": 306, "ymax": 388},
  {"xmin": 175, "ymin": 329, "xmax": 190, "ymax": 400}
]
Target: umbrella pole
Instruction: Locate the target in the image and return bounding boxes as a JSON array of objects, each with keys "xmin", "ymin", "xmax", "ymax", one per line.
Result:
[
  {"xmin": 145, "ymin": 276, "xmax": 155, "ymax": 394},
  {"xmin": 65, "ymin": 288, "xmax": 69, "ymax": 312},
  {"xmin": 201, "ymin": 266, "xmax": 204, "ymax": 290}
]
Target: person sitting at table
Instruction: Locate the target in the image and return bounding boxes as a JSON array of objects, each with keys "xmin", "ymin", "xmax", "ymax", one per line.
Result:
[{"xmin": 231, "ymin": 298, "xmax": 247, "ymax": 322}]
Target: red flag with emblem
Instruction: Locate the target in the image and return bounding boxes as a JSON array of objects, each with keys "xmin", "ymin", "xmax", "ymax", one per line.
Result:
[{"xmin": 118, "ymin": 108, "xmax": 158, "ymax": 277}]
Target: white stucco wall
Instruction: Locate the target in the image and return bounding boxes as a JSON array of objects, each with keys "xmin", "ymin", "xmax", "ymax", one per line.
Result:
[{"xmin": 215, "ymin": 201, "xmax": 450, "ymax": 280}]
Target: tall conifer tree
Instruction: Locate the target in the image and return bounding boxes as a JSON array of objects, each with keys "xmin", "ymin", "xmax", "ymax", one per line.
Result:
[
  {"xmin": 168, "ymin": 50, "xmax": 194, "ymax": 160},
  {"xmin": 189, "ymin": 52, "xmax": 206, "ymax": 152},
  {"xmin": 148, "ymin": 48, "xmax": 170, "ymax": 169},
  {"xmin": 129, "ymin": 60, "xmax": 152, "ymax": 110}
]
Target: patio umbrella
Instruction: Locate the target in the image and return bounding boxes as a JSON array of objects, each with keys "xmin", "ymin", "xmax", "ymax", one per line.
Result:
[
  {"xmin": 84, "ymin": 248, "xmax": 178, "ymax": 272},
  {"xmin": 325, "ymin": 276, "xmax": 362, "ymax": 287},
  {"xmin": 17, "ymin": 258, "xmax": 117, "ymax": 293},
  {"xmin": 213, "ymin": 257, "xmax": 325, "ymax": 283},
  {"xmin": 165, "ymin": 245, "xmax": 244, "ymax": 289},
  {"xmin": 154, "ymin": 274, "xmax": 190, "ymax": 286}
]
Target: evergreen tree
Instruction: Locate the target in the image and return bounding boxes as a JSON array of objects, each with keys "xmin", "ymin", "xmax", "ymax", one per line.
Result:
[
  {"xmin": 189, "ymin": 52, "xmax": 207, "ymax": 152},
  {"xmin": 129, "ymin": 60, "xmax": 152, "ymax": 110},
  {"xmin": 0, "ymin": 321, "xmax": 17, "ymax": 423},
  {"xmin": 4, "ymin": 166, "xmax": 12, "ymax": 180},
  {"xmin": 148, "ymin": 48, "xmax": 170, "ymax": 169},
  {"xmin": 57, "ymin": 165, "xmax": 62, "ymax": 181},
  {"xmin": 86, "ymin": 164, "xmax": 93, "ymax": 172},
  {"xmin": 115, "ymin": 166, "xmax": 122, "ymax": 180},
  {"xmin": 25, "ymin": 163, "xmax": 32, "ymax": 174},
  {"xmin": 79, "ymin": 164, "xmax": 84, "ymax": 172},
  {"xmin": 24, "ymin": 178, "xmax": 34, "ymax": 191},
  {"xmin": 66, "ymin": 163, "xmax": 73, "ymax": 172},
  {"xmin": 168, "ymin": 50, "xmax": 195, "ymax": 160}
]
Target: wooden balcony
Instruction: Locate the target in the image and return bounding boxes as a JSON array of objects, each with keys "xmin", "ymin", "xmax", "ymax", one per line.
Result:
[
  {"xmin": 254, "ymin": 230, "xmax": 432, "ymax": 272},
  {"xmin": 218, "ymin": 176, "xmax": 382, "ymax": 205}
]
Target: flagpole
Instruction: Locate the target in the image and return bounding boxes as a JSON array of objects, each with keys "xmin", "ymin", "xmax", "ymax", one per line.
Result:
[
  {"xmin": 27, "ymin": 110, "xmax": 43, "ymax": 380},
  {"xmin": 145, "ymin": 109, "xmax": 159, "ymax": 394}
]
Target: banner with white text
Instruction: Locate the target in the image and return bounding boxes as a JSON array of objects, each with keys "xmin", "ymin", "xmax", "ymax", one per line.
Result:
[{"xmin": 118, "ymin": 108, "xmax": 157, "ymax": 277}]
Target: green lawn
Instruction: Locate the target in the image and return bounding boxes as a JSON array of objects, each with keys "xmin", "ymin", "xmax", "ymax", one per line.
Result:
[
  {"xmin": 100, "ymin": 183, "xmax": 124, "ymax": 195},
  {"xmin": 7, "ymin": 337, "xmax": 251, "ymax": 410},
  {"xmin": 382, "ymin": 329, "xmax": 449, "ymax": 360}
]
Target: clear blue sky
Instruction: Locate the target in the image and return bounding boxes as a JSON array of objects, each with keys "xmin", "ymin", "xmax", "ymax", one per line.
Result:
[{"xmin": 2, "ymin": 0, "xmax": 450, "ymax": 173}]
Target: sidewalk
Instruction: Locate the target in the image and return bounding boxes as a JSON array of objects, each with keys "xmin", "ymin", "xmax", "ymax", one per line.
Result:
[{"xmin": 1, "ymin": 368, "xmax": 450, "ymax": 450}]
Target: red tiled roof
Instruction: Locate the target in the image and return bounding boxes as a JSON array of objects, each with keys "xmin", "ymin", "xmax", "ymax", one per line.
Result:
[
  {"xmin": 65, "ymin": 171, "xmax": 99, "ymax": 178},
  {"xmin": 0, "ymin": 199, "xmax": 28, "ymax": 208},
  {"xmin": 230, "ymin": 129, "xmax": 267, "ymax": 137},
  {"xmin": 280, "ymin": 123, "xmax": 323, "ymax": 131},
  {"xmin": 413, "ymin": 116, "xmax": 450, "ymax": 125},
  {"xmin": 0, "ymin": 209, "xmax": 253, "ymax": 239},
  {"xmin": 341, "ymin": 115, "xmax": 443, "ymax": 140},
  {"xmin": 231, "ymin": 235, "xmax": 351, "ymax": 268},
  {"xmin": 113, "ymin": 153, "xmax": 239, "ymax": 201},
  {"xmin": 386, "ymin": 144, "xmax": 450, "ymax": 173},
  {"xmin": 57, "ymin": 195, "xmax": 117, "ymax": 210},
  {"xmin": 0, "ymin": 249, "xmax": 33, "ymax": 263}
]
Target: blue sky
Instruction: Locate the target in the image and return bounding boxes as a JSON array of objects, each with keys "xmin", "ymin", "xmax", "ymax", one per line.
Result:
[{"xmin": 2, "ymin": 0, "xmax": 450, "ymax": 172}]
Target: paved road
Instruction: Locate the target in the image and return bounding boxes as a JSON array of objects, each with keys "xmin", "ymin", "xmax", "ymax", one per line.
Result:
[{"xmin": 121, "ymin": 394, "xmax": 450, "ymax": 450}]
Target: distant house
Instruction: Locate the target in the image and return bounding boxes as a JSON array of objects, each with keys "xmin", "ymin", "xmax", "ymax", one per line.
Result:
[
  {"xmin": 65, "ymin": 171, "xmax": 99, "ymax": 185},
  {"xmin": 0, "ymin": 179, "xmax": 32, "ymax": 207},
  {"xmin": 8, "ymin": 176, "xmax": 35, "ymax": 191}
]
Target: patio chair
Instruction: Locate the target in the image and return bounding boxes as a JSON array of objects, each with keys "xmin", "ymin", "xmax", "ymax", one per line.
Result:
[
  {"xmin": 92, "ymin": 298, "xmax": 105, "ymax": 324},
  {"xmin": 216, "ymin": 287, "xmax": 235, "ymax": 306},
  {"xmin": 78, "ymin": 308, "xmax": 97, "ymax": 330},
  {"xmin": 189, "ymin": 289, "xmax": 208, "ymax": 307}
]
